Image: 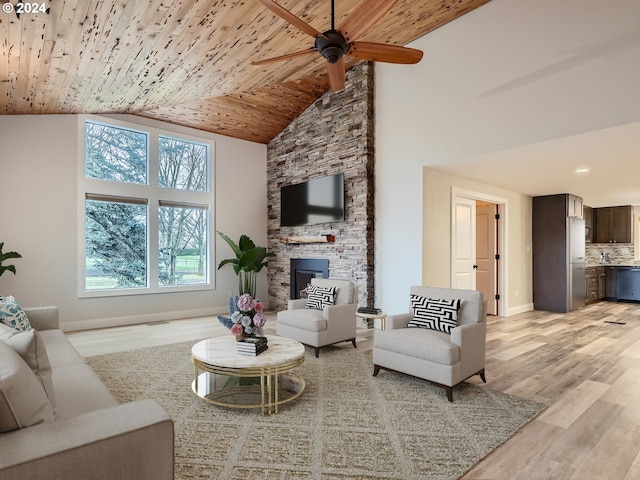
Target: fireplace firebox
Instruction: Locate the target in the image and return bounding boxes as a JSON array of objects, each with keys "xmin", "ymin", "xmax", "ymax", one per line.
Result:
[{"xmin": 290, "ymin": 258, "xmax": 329, "ymax": 299}]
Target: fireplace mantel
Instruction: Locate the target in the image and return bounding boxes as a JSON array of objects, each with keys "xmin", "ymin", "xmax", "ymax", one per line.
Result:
[{"xmin": 279, "ymin": 235, "xmax": 335, "ymax": 244}]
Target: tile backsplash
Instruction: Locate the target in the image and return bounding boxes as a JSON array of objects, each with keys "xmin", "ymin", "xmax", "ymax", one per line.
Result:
[{"xmin": 586, "ymin": 243, "xmax": 636, "ymax": 265}]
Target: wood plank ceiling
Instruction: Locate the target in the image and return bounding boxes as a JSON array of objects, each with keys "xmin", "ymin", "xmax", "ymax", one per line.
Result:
[{"xmin": 0, "ymin": 0, "xmax": 490, "ymax": 144}]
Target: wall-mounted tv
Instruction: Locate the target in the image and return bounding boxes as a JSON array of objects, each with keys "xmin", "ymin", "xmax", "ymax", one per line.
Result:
[{"xmin": 280, "ymin": 173, "xmax": 345, "ymax": 227}]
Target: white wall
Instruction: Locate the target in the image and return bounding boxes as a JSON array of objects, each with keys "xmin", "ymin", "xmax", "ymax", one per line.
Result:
[
  {"xmin": 422, "ymin": 168, "xmax": 533, "ymax": 316},
  {"xmin": 0, "ymin": 114, "xmax": 267, "ymax": 330},
  {"xmin": 375, "ymin": 0, "xmax": 640, "ymax": 314}
]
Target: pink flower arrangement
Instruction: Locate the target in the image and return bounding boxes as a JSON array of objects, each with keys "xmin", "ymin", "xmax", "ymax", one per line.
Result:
[
  {"xmin": 230, "ymin": 323, "xmax": 244, "ymax": 336},
  {"xmin": 230, "ymin": 294, "xmax": 266, "ymax": 337}
]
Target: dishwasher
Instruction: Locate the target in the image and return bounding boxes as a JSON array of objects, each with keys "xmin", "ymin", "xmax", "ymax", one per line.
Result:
[{"xmin": 616, "ymin": 267, "xmax": 640, "ymax": 301}]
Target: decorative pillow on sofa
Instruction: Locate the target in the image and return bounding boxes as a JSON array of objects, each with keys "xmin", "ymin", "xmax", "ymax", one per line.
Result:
[
  {"xmin": 0, "ymin": 340, "xmax": 55, "ymax": 432},
  {"xmin": 305, "ymin": 285, "xmax": 337, "ymax": 310},
  {"xmin": 408, "ymin": 295, "xmax": 461, "ymax": 334},
  {"xmin": 0, "ymin": 296, "xmax": 32, "ymax": 331},
  {"xmin": 0, "ymin": 322, "xmax": 19, "ymax": 341},
  {"xmin": 4, "ymin": 329, "xmax": 56, "ymax": 415}
]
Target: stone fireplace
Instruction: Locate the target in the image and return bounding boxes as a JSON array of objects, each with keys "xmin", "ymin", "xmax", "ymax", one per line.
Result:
[{"xmin": 266, "ymin": 62, "xmax": 375, "ymax": 311}]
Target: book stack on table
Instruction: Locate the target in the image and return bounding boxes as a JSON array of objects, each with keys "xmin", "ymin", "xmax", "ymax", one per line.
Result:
[
  {"xmin": 357, "ymin": 306, "xmax": 382, "ymax": 315},
  {"xmin": 237, "ymin": 336, "xmax": 268, "ymax": 356}
]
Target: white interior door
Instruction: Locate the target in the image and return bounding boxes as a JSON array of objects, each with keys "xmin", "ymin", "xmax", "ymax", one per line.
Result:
[
  {"xmin": 476, "ymin": 203, "xmax": 497, "ymax": 315},
  {"xmin": 451, "ymin": 196, "xmax": 476, "ymax": 290}
]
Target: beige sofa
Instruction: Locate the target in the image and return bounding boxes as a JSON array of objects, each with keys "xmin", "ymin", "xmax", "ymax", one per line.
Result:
[{"xmin": 0, "ymin": 306, "xmax": 174, "ymax": 480}]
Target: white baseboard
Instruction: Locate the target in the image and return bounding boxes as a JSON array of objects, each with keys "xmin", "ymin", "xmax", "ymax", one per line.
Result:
[
  {"xmin": 505, "ymin": 303, "xmax": 534, "ymax": 317},
  {"xmin": 61, "ymin": 306, "xmax": 229, "ymax": 332}
]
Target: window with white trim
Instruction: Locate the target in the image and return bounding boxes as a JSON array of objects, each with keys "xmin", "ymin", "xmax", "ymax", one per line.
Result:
[{"xmin": 79, "ymin": 117, "xmax": 214, "ymax": 296}]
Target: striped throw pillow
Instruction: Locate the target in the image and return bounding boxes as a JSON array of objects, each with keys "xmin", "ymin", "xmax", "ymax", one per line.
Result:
[
  {"xmin": 408, "ymin": 295, "xmax": 461, "ymax": 333},
  {"xmin": 305, "ymin": 285, "xmax": 337, "ymax": 310}
]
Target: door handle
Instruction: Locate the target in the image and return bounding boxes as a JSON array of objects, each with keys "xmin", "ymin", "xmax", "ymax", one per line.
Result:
[{"xmin": 473, "ymin": 265, "xmax": 478, "ymax": 269}]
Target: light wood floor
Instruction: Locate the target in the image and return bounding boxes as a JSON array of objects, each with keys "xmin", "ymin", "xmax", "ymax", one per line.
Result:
[
  {"xmin": 66, "ymin": 314, "xmax": 374, "ymax": 357},
  {"xmin": 462, "ymin": 301, "xmax": 640, "ymax": 480},
  {"xmin": 67, "ymin": 302, "xmax": 640, "ymax": 479}
]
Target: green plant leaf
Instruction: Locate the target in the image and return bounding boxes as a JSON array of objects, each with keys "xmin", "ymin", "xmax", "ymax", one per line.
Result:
[
  {"xmin": 217, "ymin": 231, "xmax": 241, "ymax": 258},
  {"xmin": 251, "ymin": 248, "xmax": 268, "ymax": 263},
  {"xmin": 238, "ymin": 235, "xmax": 256, "ymax": 253},
  {"xmin": 215, "ymin": 232, "xmax": 274, "ymax": 295},
  {"xmin": 0, "ymin": 242, "xmax": 21, "ymax": 277},
  {"xmin": 217, "ymin": 258, "xmax": 238, "ymax": 270},
  {"xmin": 252, "ymin": 252, "xmax": 275, "ymax": 273},
  {"xmin": 238, "ymin": 247, "xmax": 265, "ymax": 269}
]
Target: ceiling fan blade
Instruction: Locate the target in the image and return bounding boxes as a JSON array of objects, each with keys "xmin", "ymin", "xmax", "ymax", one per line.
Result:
[
  {"xmin": 347, "ymin": 41, "xmax": 423, "ymax": 64},
  {"xmin": 258, "ymin": 0, "xmax": 326, "ymax": 39},
  {"xmin": 251, "ymin": 48, "xmax": 317, "ymax": 65},
  {"xmin": 327, "ymin": 58, "xmax": 346, "ymax": 92},
  {"xmin": 338, "ymin": 0, "xmax": 399, "ymax": 42}
]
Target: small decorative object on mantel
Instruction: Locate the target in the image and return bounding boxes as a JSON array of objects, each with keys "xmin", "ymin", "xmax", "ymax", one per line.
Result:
[{"xmin": 279, "ymin": 235, "xmax": 335, "ymax": 244}]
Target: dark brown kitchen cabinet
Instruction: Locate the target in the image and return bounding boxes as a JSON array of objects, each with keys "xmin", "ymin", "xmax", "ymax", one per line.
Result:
[
  {"xmin": 586, "ymin": 266, "xmax": 605, "ymax": 304},
  {"xmin": 599, "ymin": 269, "xmax": 606, "ymax": 298},
  {"xmin": 595, "ymin": 208, "xmax": 611, "ymax": 243},
  {"xmin": 584, "ymin": 205, "xmax": 593, "ymax": 243},
  {"xmin": 594, "ymin": 206, "xmax": 632, "ymax": 243}
]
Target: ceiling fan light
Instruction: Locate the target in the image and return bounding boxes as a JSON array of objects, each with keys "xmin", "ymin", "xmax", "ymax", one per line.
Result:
[
  {"xmin": 323, "ymin": 47, "xmax": 344, "ymax": 63},
  {"xmin": 315, "ymin": 30, "xmax": 349, "ymax": 64}
]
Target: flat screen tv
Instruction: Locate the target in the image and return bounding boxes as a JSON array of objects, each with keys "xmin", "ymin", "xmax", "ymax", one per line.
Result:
[{"xmin": 280, "ymin": 173, "xmax": 345, "ymax": 227}]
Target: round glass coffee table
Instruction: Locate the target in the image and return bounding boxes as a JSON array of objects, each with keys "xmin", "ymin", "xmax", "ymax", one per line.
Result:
[{"xmin": 191, "ymin": 335, "xmax": 305, "ymax": 415}]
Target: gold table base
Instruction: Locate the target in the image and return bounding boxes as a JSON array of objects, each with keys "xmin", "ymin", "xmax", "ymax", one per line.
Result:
[{"xmin": 191, "ymin": 356, "xmax": 305, "ymax": 415}]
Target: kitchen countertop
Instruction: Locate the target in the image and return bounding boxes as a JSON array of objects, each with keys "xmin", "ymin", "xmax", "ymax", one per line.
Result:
[{"xmin": 587, "ymin": 264, "xmax": 640, "ymax": 268}]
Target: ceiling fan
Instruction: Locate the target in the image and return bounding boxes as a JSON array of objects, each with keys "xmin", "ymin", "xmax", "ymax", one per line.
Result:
[{"xmin": 252, "ymin": 0, "xmax": 424, "ymax": 92}]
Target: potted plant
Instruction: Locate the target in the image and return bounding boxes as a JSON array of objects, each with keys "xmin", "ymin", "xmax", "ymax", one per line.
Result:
[
  {"xmin": 217, "ymin": 231, "xmax": 274, "ymax": 298},
  {"xmin": 0, "ymin": 242, "xmax": 22, "ymax": 278}
]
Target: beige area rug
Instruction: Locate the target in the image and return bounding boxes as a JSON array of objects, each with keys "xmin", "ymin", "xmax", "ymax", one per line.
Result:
[{"xmin": 86, "ymin": 341, "xmax": 546, "ymax": 480}]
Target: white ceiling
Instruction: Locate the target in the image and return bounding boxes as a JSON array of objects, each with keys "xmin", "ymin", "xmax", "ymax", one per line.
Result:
[
  {"xmin": 435, "ymin": 121, "xmax": 640, "ymax": 208},
  {"xmin": 390, "ymin": 0, "xmax": 640, "ymax": 209}
]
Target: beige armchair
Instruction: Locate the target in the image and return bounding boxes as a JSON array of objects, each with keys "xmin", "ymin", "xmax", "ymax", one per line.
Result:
[
  {"xmin": 373, "ymin": 286, "xmax": 486, "ymax": 401},
  {"xmin": 277, "ymin": 278, "xmax": 358, "ymax": 357}
]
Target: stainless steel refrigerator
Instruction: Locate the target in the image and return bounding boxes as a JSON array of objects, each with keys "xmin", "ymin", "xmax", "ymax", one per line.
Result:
[
  {"xmin": 533, "ymin": 194, "xmax": 587, "ymax": 313},
  {"xmin": 568, "ymin": 217, "xmax": 586, "ymax": 311}
]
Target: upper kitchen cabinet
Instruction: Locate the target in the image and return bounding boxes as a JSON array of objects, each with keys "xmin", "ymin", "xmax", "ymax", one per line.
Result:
[
  {"xmin": 584, "ymin": 205, "xmax": 593, "ymax": 243},
  {"xmin": 594, "ymin": 206, "xmax": 632, "ymax": 243},
  {"xmin": 567, "ymin": 194, "xmax": 583, "ymax": 218}
]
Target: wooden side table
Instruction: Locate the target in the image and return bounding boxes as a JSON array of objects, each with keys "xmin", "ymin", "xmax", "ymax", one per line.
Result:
[{"xmin": 356, "ymin": 311, "xmax": 387, "ymax": 330}]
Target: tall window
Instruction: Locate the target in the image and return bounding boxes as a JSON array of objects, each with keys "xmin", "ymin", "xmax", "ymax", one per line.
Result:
[{"xmin": 80, "ymin": 118, "xmax": 213, "ymax": 296}]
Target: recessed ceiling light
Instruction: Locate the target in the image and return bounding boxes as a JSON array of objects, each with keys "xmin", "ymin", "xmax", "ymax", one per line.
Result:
[{"xmin": 576, "ymin": 168, "xmax": 590, "ymax": 173}]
